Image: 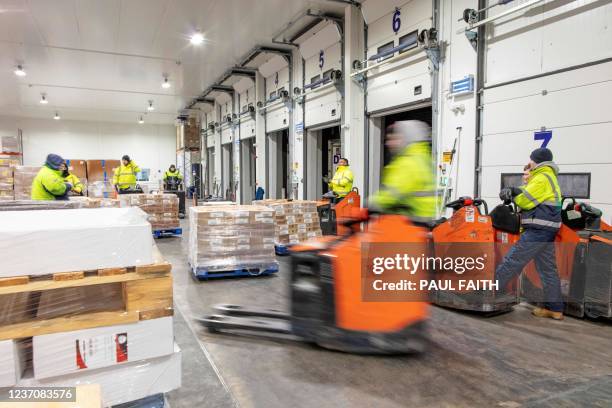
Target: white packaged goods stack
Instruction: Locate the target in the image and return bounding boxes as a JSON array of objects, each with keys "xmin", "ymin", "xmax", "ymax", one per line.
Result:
[
  {"xmin": 253, "ymin": 199, "xmax": 322, "ymax": 245},
  {"xmin": 0, "ymin": 165, "xmax": 13, "ymax": 201},
  {"xmin": 0, "ymin": 135, "xmax": 20, "ymax": 154},
  {"xmin": 119, "ymin": 193, "xmax": 179, "ymax": 230},
  {"xmin": 12, "ymin": 166, "xmax": 40, "ymax": 200},
  {"xmin": 0, "ymin": 206, "xmax": 179, "ymax": 405},
  {"xmin": 189, "ymin": 205, "xmax": 277, "ymax": 272},
  {"xmin": 0, "ymin": 200, "xmax": 86, "ymax": 211},
  {"xmin": 0, "ymin": 208, "xmax": 153, "ymax": 277}
]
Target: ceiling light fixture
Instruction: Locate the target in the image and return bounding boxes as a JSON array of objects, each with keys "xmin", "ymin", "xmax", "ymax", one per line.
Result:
[
  {"xmin": 14, "ymin": 64, "xmax": 26, "ymax": 77},
  {"xmin": 39, "ymin": 93, "xmax": 48, "ymax": 104},
  {"xmin": 162, "ymin": 77, "xmax": 171, "ymax": 89},
  {"xmin": 190, "ymin": 30, "xmax": 204, "ymax": 45},
  {"xmin": 138, "ymin": 116, "xmax": 144, "ymax": 124},
  {"xmin": 147, "ymin": 100, "xmax": 155, "ymax": 111},
  {"xmin": 53, "ymin": 112, "xmax": 60, "ymax": 120}
]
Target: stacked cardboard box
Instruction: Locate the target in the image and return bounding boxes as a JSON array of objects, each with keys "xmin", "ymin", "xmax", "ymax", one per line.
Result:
[
  {"xmin": 13, "ymin": 166, "xmax": 40, "ymax": 200},
  {"xmin": 0, "ymin": 208, "xmax": 179, "ymax": 404},
  {"xmin": 254, "ymin": 199, "xmax": 322, "ymax": 245},
  {"xmin": 119, "ymin": 193, "xmax": 179, "ymax": 230},
  {"xmin": 0, "ymin": 165, "xmax": 13, "ymax": 201},
  {"xmin": 178, "ymin": 118, "xmax": 200, "ymax": 149},
  {"xmin": 66, "ymin": 159, "xmax": 88, "ymax": 192},
  {"xmin": 86, "ymin": 159, "xmax": 119, "ymax": 197},
  {"xmin": 189, "ymin": 205, "xmax": 277, "ymax": 272},
  {"xmin": 0, "ymin": 136, "xmax": 19, "ymax": 153}
]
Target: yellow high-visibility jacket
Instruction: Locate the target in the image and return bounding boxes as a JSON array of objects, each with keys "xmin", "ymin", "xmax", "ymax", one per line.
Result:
[
  {"xmin": 113, "ymin": 162, "xmax": 140, "ymax": 190},
  {"xmin": 514, "ymin": 162, "xmax": 562, "ymax": 231},
  {"xmin": 163, "ymin": 169, "xmax": 183, "ymax": 181},
  {"xmin": 329, "ymin": 165, "xmax": 354, "ymax": 197},
  {"xmin": 31, "ymin": 166, "xmax": 68, "ymax": 200},
  {"xmin": 370, "ymin": 142, "xmax": 438, "ymax": 222},
  {"xmin": 63, "ymin": 173, "xmax": 84, "ymax": 194}
]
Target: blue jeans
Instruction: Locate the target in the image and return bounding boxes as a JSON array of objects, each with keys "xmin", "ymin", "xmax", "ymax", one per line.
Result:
[{"xmin": 495, "ymin": 228, "xmax": 563, "ymax": 312}]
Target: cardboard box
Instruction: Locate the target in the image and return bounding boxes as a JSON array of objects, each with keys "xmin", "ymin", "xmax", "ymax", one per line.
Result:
[
  {"xmin": 36, "ymin": 283, "xmax": 124, "ymax": 320},
  {"xmin": 66, "ymin": 159, "xmax": 87, "ymax": 180},
  {"xmin": 189, "ymin": 205, "xmax": 277, "ymax": 271},
  {"xmin": 0, "ymin": 340, "xmax": 22, "ymax": 387},
  {"xmin": 86, "ymin": 160, "xmax": 120, "ymax": 183},
  {"xmin": 119, "ymin": 194, "xmax": 179, "ymax": 230},
  {"xmin": 33, "ymin": 316, "xmax": 174, "ymax": 379},
  {"xmin": 20, "ymin": 343, "xmax": 181, "ymax": 407},
  {"xmin": 13, "ymin": 166, "xmax": 40, "ymax": 200},
  {"xmin": 0, "ymin": 208, "xmax": 153, "ymax": 277},
  {"xmin": 0, "ymin": 136, "xmax": 19, "ymax": 154}
]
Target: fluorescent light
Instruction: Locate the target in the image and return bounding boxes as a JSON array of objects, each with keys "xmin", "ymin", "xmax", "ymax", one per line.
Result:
[
  {"xmin": 162, "ymin": 77, "xmax": 171, "ymax": 89},
  {"xmin": 53, "ymin": 112, "xmax": 60, "ymax": 120},
  {"xmin": 14, "ymin": 65, "xmax": 26, "ymax": 77},
  {"xmin": 138, "ymin": 116, "xmax": 144, "ymax": 124},
  {"xmin": 39, "ymin": 94, "xmax": 48, "ymax": 104},
  {"xmin": 147, "ymin": 100, "xmax": 155, "ymax": 111},
  {"xmin": 190, "ymin": 31, "xmax": 204, "ymax": 45}
]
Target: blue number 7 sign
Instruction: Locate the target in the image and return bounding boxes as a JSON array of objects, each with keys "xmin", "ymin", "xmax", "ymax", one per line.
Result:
[{"xmin": 534, "ymin": 131, "xmax": 552, "ymax": 148}]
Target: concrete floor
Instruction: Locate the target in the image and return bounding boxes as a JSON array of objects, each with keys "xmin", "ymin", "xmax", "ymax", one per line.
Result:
[{"xmin": 160, "ymin": 222, "xmax": 612, "ymax": 408}]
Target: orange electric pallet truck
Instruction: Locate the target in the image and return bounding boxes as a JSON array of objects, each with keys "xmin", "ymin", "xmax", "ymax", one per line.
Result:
[
  {"xmin": 317, "ymin": 188, "xmax": 361, "ymax": 235},
  {"xmin": 200, "ymin": 211, "xmax": 430, "ymax": 354},
  {"xmin": 520, "ymin": 198, "xmax": 612, "ymax": 319},
  {"xmin": 431, "ymin": 197, "xmax": 520, "ymax": 313}
]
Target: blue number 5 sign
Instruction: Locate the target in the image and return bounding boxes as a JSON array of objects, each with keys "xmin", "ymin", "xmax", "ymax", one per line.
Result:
[{"xmin": 534, "ymin": 131, "xmax": 552, "ymax": 148}]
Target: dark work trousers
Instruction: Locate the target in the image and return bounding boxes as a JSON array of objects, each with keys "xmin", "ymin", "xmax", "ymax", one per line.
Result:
[{"xmin": 495, "ymin": 227, "xmax": 563, "ymax": 312}]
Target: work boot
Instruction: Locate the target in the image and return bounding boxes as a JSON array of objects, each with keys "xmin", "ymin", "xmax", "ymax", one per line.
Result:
[{"xmin": 532, "ymin": 307, "xmax": 564, "ymax": 320}]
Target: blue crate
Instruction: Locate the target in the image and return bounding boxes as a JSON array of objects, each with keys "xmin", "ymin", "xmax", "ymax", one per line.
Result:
[
  {"xmin": 275, "ymin": 244, "xmax": 293, "ymax": 256},
  {"xmin": 191, "ymin": 263, "xmax": 279, "ymax": 280},
  {"xmin": 153, "ymin": 228, "xmax": 182, "ymax": 238}
]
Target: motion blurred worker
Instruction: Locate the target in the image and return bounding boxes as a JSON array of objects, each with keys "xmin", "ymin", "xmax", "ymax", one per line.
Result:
[
  {"xmin": 61, "ymin": 164, "xmax": 84, "ymax": 195},
  {"xmin": 163, "ymin": 164, "xmax": 183, "ymax": 189},
  {"xmin": 113, "ymin": 155, "xmax": 140, "ymax": 193},
  {"xmin": 495, "ymin": 148, "xmax": 563, "ymax": 320},
  {"xmin": 370, "ymin": 120, "xmax": 438, "ymax": 224},
  {"xmin": 31, "ymin": 153, "xmax": 71, "ymax": 200},
  {"xmin": 327, "ymin": 157, "xmax": 353, "ymax": 201}
]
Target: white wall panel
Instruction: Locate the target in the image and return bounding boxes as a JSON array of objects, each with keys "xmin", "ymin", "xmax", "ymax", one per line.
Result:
[
  {"xmin": 221, "ymin": 127, "xmax": 233, "ymax": 145},
  {"xmin": 304, "ymin": 41, "xmax": 342, "ymax": 128},
  {"xmin": 238, "ymin": 85, "xmax": 256, "ymax": 140},
  {"xmin": 0, "ymin": 115, "xmax": 175, "ymax": 182},
  {"xmin": 481, "ymin": 62, "xmax": 612, "ymax": 221},
  {"xmin": 365, "ymin": 0, "xmax": 433, "ymax": 113},
  {"xmin": 265, "ymin": 67, "xmax": 290, "ymax": 133},
  {"xmin": 485, "ymin": 0, "xmax": 612, "ymax": 86}
]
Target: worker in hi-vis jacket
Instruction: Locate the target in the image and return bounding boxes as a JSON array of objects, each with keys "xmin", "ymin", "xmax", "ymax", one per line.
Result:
[
  {"xmin": 327, "ymin": 158, "xmax": 354, "ymax": 201},
  {"xmin": 496, "ymin": 147, "xmax": 564, "ymax": 320},
  {"xmin": 369, "ymin": 120, "xmax": 438, "ymax": 224}
]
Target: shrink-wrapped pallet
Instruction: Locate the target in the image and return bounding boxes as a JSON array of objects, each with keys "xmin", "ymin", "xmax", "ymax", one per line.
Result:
[
  {"xmin": 0, "ymin": 165, "xmax": 13, "ymax": 201},
  {"xmin": 189, "ymin": 205, "xmax": 277, "ymax": 272},
  {"xmin": 253, "ymin": 199, "xmax": 322, "ymax": 245},
  {"xmin": 119, "ymin": 193, "xmax": 179, "ymax": 230},
  {"xmin": 13, "ymin": 166, "xmax": 40, "ymax": 200}
]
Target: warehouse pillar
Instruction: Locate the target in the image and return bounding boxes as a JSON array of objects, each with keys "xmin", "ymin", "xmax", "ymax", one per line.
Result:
[
  {"xmin": 343, "ymin": 4, "xmax": 366, "ymax": 203},
  {"xmin": 255, "ymin": 72, "xmax": 267, "ymax": 196},
  {"xmin": 292, "ymin": 47, "xmax": 305, "ymax": 200}
]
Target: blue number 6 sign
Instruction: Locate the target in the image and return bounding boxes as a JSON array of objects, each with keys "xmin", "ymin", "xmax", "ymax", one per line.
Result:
[{"xmin": 392, "ymin": 9, "xmax": 401, "ymax": 33}]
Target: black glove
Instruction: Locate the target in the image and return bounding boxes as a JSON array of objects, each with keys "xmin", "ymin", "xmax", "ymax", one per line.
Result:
[{"xmin": 64, "ymin": 182, "xmax": 73, "ymax": 191}]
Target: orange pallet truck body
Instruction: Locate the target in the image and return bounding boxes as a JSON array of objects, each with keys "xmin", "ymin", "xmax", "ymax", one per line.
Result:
[
  {"xmin": 432, "ymin": 197, "xmax": 520, "ymax": 313},
  {"xmin": 520, "ymin": 198, "xmax": 612, "ymax": 318},
  {"xmin": 200, "ymin": 212, "xmax": 430, "ymax": 354},
  {"xmin": 317, "ymin": 188, "xmax": 361, "ymax": 235}
]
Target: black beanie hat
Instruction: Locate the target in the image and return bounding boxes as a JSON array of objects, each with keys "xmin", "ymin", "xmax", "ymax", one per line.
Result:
[
  {"xmin": 530, "ymin": 148, "xmax": 553, "ymax": 164},
  {"xmin": 122, "ymin": 155, "xmax": 130, "ymax": 162}
]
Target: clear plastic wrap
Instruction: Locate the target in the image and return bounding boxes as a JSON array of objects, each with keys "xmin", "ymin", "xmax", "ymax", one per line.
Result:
[
  {"xmin": 119, "ymin": 193, "xmax": 180, "ymax": 230},
  {"xmin": 0, "ymin": 207, "xmax": 153, "ymax": 277},
  {"xmin": 87, "ymin": 180, "xmax": 115, "ymax": 198},
  {"xmin": 0, "ymin": 165, "xmax": 14, "ymax": 201},
  {"xmin": 189, "ymin": 205, "xmax": 277, "ymax": 271},
  {"xmin": 0, "ymin": 218, "xmax": 175, "ymax": 404},
  {"xmin": 13, "ymin": 166, "xmax": 40, "ymax": 200},
  {"xmin": 0, "ymin": 200, "xmax": 86, "ymax": 211},
  {"xmin": 253, "ymin": 199, "xmax": 322, "ymax": 245}
]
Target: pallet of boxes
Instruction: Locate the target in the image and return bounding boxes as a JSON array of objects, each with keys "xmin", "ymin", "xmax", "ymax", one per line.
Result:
[
  {"xmin": 119, "ymin": 193, "xmax": 181, "ymax": 238},
  {"xmin": 189, "ymin": 205, "xmax": 278, "ymax": 279},
  {"xmin": 0, "ymin": 207, "xmax": 181, "ymax": 406},
  {"xmin": 253, "ymin": 199, "xmax": 323, "ymax": 255},
  {"xmin": 86, "ymin": 160, "xmax": 119, "ymax": 198}
]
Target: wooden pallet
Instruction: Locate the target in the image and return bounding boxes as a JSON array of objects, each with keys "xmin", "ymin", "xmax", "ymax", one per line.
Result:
[{"xmin": 0, "ymin": 245, "xmax": 173, "ymax": 341}]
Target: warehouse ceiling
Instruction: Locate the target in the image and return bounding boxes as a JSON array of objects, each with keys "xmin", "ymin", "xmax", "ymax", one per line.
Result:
[{"xmin": 0, "ymin": 0, "xmax": 347, "ymax": 125}]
